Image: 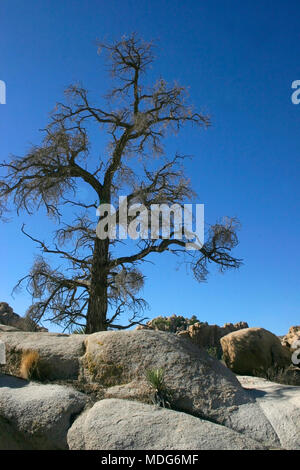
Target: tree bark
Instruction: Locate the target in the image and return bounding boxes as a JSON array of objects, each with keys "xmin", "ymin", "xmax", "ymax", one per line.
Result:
[{"xmin": 86, "ymin": 237, "xmax": 109, "ymax": 333}]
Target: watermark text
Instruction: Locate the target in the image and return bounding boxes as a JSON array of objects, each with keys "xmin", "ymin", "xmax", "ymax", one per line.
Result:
[
  {"xmin": 96, "ymin": 197, "xmax": 204, "ymax": 251},
  {"xmin": 0, "ymin": 80, "xmax": 6, "ymax": 104}
]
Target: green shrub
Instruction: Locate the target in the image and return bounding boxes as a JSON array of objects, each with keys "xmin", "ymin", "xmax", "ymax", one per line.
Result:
[
  {"xmin": 149, "ymin": 314, "xmax": 200, "ymax": 333},
  {"xmin": 206, "ymin": 346, "xmax": 223, "ymax": 361},
  {"xmin": 146, "ymin": 368, "xmax": 165, "ymax": 389}
]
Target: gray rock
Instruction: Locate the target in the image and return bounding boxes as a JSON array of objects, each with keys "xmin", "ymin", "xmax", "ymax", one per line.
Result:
[
  {"xmin": 0, "ymin": 374, "xmax": 88, "ymax": 449},
  {"xmin": 81, "ymin": 330, "xmax": 251, "ymax": 419},
  {"xmin": 223, "ymin": 402, "xmax": 281, "ymax": 448},
  {"xmin": 99, "ymin": 382, "xmax": 279, "ymax": 448},
  {"xmin": 1, "ymin": 328, "xmax": 296, "ymax": 449},
  {"xmin": 0, "ymin": 331, "xmax": 87, "ymax": 380},
  {"xmin": 237, "ymin": 375, "xmax": 300, "ymax": 450},
  {"xmin": 67, "ymin": 398, "xmax": 266, "ymax": 450},
  {"xmin": 81, "ymin": 330, "xmax": 282, "ymax": 446}
]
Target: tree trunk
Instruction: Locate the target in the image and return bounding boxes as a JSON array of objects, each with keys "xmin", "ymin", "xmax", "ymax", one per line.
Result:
[{"xmin": 86, "ymin": 237, "xmax": 109, "ymax": 333}]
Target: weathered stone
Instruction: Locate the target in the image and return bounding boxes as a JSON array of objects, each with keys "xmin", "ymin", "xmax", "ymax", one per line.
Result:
[
  {"xmin": 80, "ymin": 330, "xmax": 251, "ymax": 420},
  {"xmin": 0, "ymin": 331, "xmax": 87, "ymax": 380},
  {"xmin": 222, "ymin": 401, "xmax": 280, "ymax": 448},
  {"xmin": 0, "ymin": 327, "xmax": 296, "ymax": 448},
  {"xmin": 237, "ymin": 375, "xmax": 300, "ymax": 450},
  {"xmin": 0, "ymin": 374, "xmax": 88, "ymax": 449},
  {"xmin": 187, "ymin": 321, "xmax": 248, "ymax": 355},
  {"xmin": 220, "ymin": 327, "xmax": 291, "ymax": 375},
  {"xmin": 79, "ymin": 328, "xmax": 282, "ymax": 447},
  {"xmin": 67, "ymin": 398, "xmax": 266, "ymax": 450}
]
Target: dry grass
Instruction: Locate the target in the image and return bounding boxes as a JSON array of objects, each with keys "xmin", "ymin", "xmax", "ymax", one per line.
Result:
[
  {"xmin": 19, "ymin": 350, "xmax": 40, "ymax": 380},
  {"xmin": 253, "ymin": 365, "xmax": 300, "ymax": 386}
]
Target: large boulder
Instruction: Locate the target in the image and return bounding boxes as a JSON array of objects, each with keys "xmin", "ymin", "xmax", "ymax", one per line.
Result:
[
  {"xmin": 67, "ymin": 398, "xmax": 266, "ymax": 450},
  {"xmin": 80, "ymin": 330, "xmax": 250, "ymax": 418},
  {"xmin": 237, "ymin": 376, "xmax": 300, "ymax": 450},
  {"xmin": 220, "ymin": 327, "xmax": 291, "ymax": 376},
  {"xmin": 79, "ymin": 329, "xmax": 280, "ymax": 446},
  {"xmin": 0, "ymin": 331, "xmax": 86, "ymax": 380},
  {"xmin": 0, "ymin": 374, "xmax": 88, "ymax": 449}
]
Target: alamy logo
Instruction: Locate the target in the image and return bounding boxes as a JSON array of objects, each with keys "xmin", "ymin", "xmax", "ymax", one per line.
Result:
[
  {"xmin": 0, "ymin": 80, "xmax": 6, "ymax": 104},
  {"xmin": 0, "ymin": 340, "xmax": 6, "ymax": 365},
  {"xmin": 96, "ymin": 196, "xmax": 204, "ymax": 250},
  {"xmin": 291, "ymin": 339, "xmax": 300, "ymax": 366},
  {"xmin": 291, "ymin": 80, "xmax": 300, "ymax": 105}
]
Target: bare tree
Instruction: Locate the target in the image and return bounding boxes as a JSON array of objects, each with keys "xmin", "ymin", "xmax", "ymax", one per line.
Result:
[{"xmin": 0, "ymin": 34, "xmax": 242, "ymax": 333}]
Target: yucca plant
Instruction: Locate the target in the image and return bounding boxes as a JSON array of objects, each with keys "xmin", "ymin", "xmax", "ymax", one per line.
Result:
[
  {"xmin": 145, "ymin": 367, "xmax": 173, "ymax": 408},
  {"xmin": 146, "ymin": 368, "xmax": 165, "ymax": 389},
  {"xmin": 72, "ymin": 326, "xmax": 87, "ymax": 334}
]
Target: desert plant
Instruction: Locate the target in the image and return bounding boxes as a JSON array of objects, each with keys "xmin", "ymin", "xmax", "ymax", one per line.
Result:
[
  {"xmin": 146, "ymin": 367, "xmax": 165, "ymax": 390},
  {"xmin": 145, "ymin": 367, "xmax": 173, "ymax": 408},
  {"xmin": 150, "ymin": 317, "xmax": 171, "ymax": 331},
  {"xmin": 253, "ymin": 365, "xmax": 300, "ymax": 386},
  {"xmin": 20, "ymin": 350, "xmax": 41, "ymax": 380},
  {"xmin": 206, "ymin": 346, "xmax": 223, "ymax": 361},
  {"xmin": 149, "ymin": 314, "xmax": 200, "ymax": 333},
  {"xmin": 189, "ymin": 315, "xmax": 200, "ymax": 326},
  {"xmin": 72, "ymin": 326, "xmax": 87, "ymax": 334}
]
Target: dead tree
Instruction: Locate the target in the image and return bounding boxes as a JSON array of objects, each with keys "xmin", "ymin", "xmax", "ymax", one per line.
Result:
[{"xmin": 0, "ymin": 34, "xmax": 242, "ymax": 333}]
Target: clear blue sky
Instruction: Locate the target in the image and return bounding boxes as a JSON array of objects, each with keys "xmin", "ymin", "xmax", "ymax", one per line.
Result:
[{"xmin": 0, "ymin": 0, "xmax": 299, "ymax": 335}]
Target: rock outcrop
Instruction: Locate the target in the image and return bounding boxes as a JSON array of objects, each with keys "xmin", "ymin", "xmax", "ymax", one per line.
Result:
[
  {"xmin": 0, "ymin": 328, "xmax": 282, "ymax": 445},
  {"xmin": 220, "ymin": 327, "xmax": 291, "ymax": 376},
  {"xmin": 181, "ymin": 321, "xmax": 248, "ymax": 356},
  {"xmin": 282, "ymin": 326, "xmax": 300, "ymax": 349},
  {"xmin": 0, "ymin": 302, "xmax": 47, "ymax": 332},
  {"xmin": 136, "ymin": 315, "xmax": 248, "ymax": 356},
  {"xmin": 0, "ymin": 327, "xmax": 299, "ymax": 449},
  {"xmin": 67, "ymin": 398, "xmax": 266, "ymax": 450}
]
